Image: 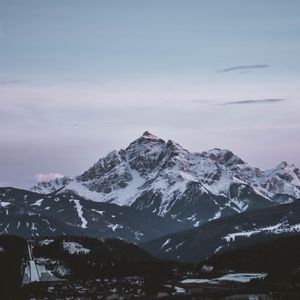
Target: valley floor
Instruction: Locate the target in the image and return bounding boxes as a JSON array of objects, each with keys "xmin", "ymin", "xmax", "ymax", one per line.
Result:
[
  {"xmin": 1, "ymin": 235, "xmax": 300, "ymax": 300},
  {"xmin": 18, "ymin": 277, "xmax": 300, "ymax": 300}
]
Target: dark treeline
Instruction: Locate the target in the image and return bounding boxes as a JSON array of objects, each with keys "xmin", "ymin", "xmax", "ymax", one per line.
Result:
[
  {"xmin": 0, "ymin": 235, "xmax": 27, "ymax": 300},
  {"xmin": 198, "ymin": 235, "xmax": 300, "ymax": 282},
  {"xmin": 34, "ymin": 236, "xmax": 192, "ymax": 291}
]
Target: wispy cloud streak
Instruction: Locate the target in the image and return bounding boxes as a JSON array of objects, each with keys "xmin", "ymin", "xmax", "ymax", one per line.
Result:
[
  {"xmin": 34, "ymin": 173, "xmax": 64, "ymax": 182},
  {"xmin": 218, "ymin": 64, "xmax": 269, "ymax": 73},
  {"xmin": 222, "ymin": 99, "xmax": 286, "ymax": 105},
  {"xmin": 0, "ymin": 79, "xmax": 22, "ymax": 85}
]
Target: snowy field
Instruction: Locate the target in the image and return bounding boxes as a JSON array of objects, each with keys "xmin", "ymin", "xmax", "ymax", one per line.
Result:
[
  {"xmin": 181, "ymin": 273, "xmax": 267, "ymax": 285},
  {"xmin": 62, "ymin": 241, "xmax": 90, "ymax": 254}
]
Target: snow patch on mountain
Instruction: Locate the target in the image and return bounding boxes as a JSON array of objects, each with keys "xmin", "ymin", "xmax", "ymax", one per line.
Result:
[
  {"xmin": 39, "ymin": 239, "xmax": 54, "ymax": 246},
  {"xmin": 107, "ymin": 223, "xmax": 123, "ymax": 232},
  {"xmin": 0, "ymin": 201, "xmax": 11, "ymax": 208},
  {"xmin": 109, "ymin": 167, "xmax": 145, "ymax": 206},
  {"xmin": 161, "ymin": 238, "xmax": 171, "ymax": 249},
  {"xmin": 62, "ymin": 241, "xmax": 90, "ymax": 254},
  {"xmin": 181, "ymin": 273, "xmax": 267, "ymax": 284},
  {"xmin": 224, "ymin": 221, "xmax": 300, "ymax": 242},
  {"xmin": 31, "ymin": 199, "xmax": 44, "ymax": 206},
  {"xmin": 91, "ymin": 209, "xmax": 105, "ymax": 215},
  {"xmin": 70, "ymin": 199, "xmax": 87, "ymax": 229}
]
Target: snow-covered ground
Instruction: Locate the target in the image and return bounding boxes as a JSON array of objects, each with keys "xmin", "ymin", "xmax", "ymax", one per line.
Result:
[
  {"xmin": 39, "ymin": 239, "xmax": 54, "ymax": 246},
  {"xmin": 181, "ymin": 278, "xmax": 218, "ymax": 284},
  {"xmin": 31, "ymin": 199, "xmax": 44, "ymax": 206},
  {"xmin": 217, "ymin": 273, "xmax": 267, "ymax": 283},
  {"xmin": 174, "ymin": 286, "xmax": 185, "ymax": 293},
  {"xmin": 91, "ymin": 209, "xmax": 105, "ymax": 215},
  {"xmin": 165, "ymin": 284, "xmax": 186, "ymax": 294},
  {"xmin": 29, "ymin": 260, "xmax": 40, "ymax": 282},
  {"xmin": 160, "ymin": 238, "xmax": 171, "ymax": 249},
  {"xmin": 181, "ymin": 273, "xmax": 267, "ymax": 285},
  {"xmin": 107, "ymin": 223, "xmax": 123, "ymax": 231},
  {"xmin": 55, "ymin": 265, "xmax": 71, "ymax": 277},
  {"xmin": 62, "ymin": 241, "xmax": 90, "ymax": 254},
  {"xmin": 0, "ymin": 201, "xmax": 10, "ymax": 208},
  {"xmin": 70, "ymin": 199, "xmax": 87, "ymax": 229},
  {"xmin": 224, "ymin": 222, "xmax": 300, "ymax": 242}
]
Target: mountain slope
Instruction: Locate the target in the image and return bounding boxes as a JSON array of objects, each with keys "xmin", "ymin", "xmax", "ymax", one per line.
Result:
[
  {"xmin": 197, "ymin": 235, "xmax": 300, "ymax": 274},
  {"xmin": 140, "ymin": 200, "xmax": 300, "ymax": 262},
  {"xmin": 31, "ymin": 132, "xmax": 300, "ymax": 227},
  {"xmin": 0, "ymin": 187, "xmax": 189, "ymax": 242},
  {"xmin": 0, "ymin": 189, "xmax": 77, "ymax": 237}
]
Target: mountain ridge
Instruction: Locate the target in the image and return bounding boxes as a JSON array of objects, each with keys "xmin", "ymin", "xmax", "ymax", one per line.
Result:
[
  {"xmin": 0, "ymin": 187, "xmax": 189, "ymax": 242},
  {"xmin": 140, "ymin": 200, "xmax": 300, "ymax": 262},
  {"xmin": 31, "ymin": 131, "xmax": 300, "ymax": 226}
]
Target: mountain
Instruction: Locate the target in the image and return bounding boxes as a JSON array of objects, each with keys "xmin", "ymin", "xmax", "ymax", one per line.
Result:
[
  {"xmin": 197, "ymin": 235, "xmax": 300, "ymax": 275},
  {"xmin": 32, "ymin": 131, "xmax": 300, "ymax": 227},
  {"xmin": 0, "ymin": 187, "xmax": 189, "ymax": 242},
  {"xmin": 140, "ymin": 200, "xmax": 300, "ymax": 262}
]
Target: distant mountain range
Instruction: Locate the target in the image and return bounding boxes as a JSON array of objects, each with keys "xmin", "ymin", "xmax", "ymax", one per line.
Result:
[{"xmin": 0, "ymin": 131, "xmax": 300, "ymax": 252}]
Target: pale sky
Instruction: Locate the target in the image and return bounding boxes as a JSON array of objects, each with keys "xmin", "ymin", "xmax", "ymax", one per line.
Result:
[{"xmin": 0, "ymin": 0, "xmax": 299, "ymax": 188}]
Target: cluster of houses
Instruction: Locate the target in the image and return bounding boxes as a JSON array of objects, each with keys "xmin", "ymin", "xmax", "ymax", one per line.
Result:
[{"xmin": 23, "ymin": 276, "xmax": 146, "ymax": 300}]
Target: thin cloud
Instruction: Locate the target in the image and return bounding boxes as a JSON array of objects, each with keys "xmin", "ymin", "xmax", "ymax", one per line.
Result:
[
  {"xmin": 34, "ymin": 173, "xmax": 64, "ymax": 183},
  {"xmin": 57, "ymin": 122, "xmax": 79, "ymax": 127},
  {"xmin": 190, "ymin": 100, "xmax": 214, "ymax": 103},
  {"xmin": 222, "ymin": 99, "xmax": 286, "ymax": 105},
  {"xmin": 218, "ymin": 64, "xmax": 269, "ymax": 73},
  {"xmin": 0, "ymin": 79, "xmax": 22, "ymax": 85}
]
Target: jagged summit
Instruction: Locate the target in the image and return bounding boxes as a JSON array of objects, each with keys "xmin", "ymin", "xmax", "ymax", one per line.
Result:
[
  {"xmin": 275, "ymin": 161, "xmax": 290, "ymax": 170},
  {"xmin": 205, "ymin": 148, "xmax": 245, "ymax": 166},
  {"xmin": 31, "ymin": 133, "xmax": 300, "ymax": 227},
  {"xmin": 125, "ymin": 132, "xmax": 165, "ymax": 153},
  {"xmin": 142, "ymin": 130, "xmax": 158, "ymax": 138},
  {"xmin": 133, "ymin": 131, "xmax": 164, "ymax": 143},
  {"xmin": 127, "ymin": 131, "xmax": 165, "ymax": 146}
]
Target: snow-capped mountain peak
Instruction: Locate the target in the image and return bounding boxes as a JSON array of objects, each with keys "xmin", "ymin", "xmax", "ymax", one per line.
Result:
[
  {"xmin": 271, "ymin": 161, "xmax": 300, "ymax": 186},
  {"xmin": 32, "ymin": 132, "xmax": 300, "ymax": 226},
  {"xmin": 124, "ymin": 131, "xmax": 166, "ymax": 175}
]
